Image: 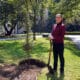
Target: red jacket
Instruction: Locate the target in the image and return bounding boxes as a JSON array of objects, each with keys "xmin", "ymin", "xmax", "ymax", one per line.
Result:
[{"xmin": 51, "ymin": 23, "xmax": 65, "ymax": 43}]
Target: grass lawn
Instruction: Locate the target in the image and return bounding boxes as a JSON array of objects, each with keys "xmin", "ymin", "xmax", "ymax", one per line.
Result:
[{"xmin": 0, "ymin": 38, "xmax": 80, "ymax": 80}]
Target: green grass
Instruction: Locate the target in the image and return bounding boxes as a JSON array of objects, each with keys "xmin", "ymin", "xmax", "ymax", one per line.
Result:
[
  {"xmin": 66, "ymin": 32, "xmax": 80, "ymax": 35},
  {"xmin": 0, "ymin": 38, "xmax": 80, "ymax": 80}
]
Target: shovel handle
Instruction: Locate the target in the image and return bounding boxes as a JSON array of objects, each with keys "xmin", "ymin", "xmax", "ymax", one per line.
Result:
[{"xmin": 48, "ymin": 40, "xmax": 52, "ymax": 66}]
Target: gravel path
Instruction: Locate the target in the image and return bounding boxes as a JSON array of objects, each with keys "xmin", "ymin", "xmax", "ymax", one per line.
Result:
[
  {"xmin": 0, "ymin": 37, "xmax": 26, "ymax": 41},
  {"xmin": 0, "ymin": 35, "xmax": 42, "ymax": 41}
]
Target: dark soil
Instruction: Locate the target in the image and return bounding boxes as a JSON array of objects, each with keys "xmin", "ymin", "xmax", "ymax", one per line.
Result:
[{"xmin": 0, "ymin": 59, "xmax": 48, "ymax": 80}]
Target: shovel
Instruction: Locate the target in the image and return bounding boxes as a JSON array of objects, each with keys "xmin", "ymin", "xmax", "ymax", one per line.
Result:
[{"xmin": 47, "ymin": 39, "xmax": 53, "ymax": 73}]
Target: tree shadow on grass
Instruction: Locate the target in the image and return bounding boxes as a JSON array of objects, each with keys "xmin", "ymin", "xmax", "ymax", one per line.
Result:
[{"xmin": 65, "ymin": 40, "xmax": 80, "ymax": 57}]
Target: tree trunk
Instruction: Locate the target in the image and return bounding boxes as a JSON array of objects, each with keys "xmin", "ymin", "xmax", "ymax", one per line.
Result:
[
  {"xmin": 24, "ymin": 0, "xmax": 31, "ymax": 50},
  {"xmin": 3, "ymin": 20, "xmax": 17, "ymax": 36},
  {"xmin": 33, "ymin": 10, "xmax": 36, "ymax": 40}
]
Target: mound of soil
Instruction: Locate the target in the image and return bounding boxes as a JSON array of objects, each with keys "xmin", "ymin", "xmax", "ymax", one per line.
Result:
[
  {"xmin": 0, "ymin": 59, "xmax": 47, "ymax": 80},
  {"xmin": 0, "ymin": 64, "xmax": 17, "ymax": 80}
]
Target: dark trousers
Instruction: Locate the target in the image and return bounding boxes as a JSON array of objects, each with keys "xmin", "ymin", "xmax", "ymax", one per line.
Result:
[{"xmin": 53, "ymin": 42, "xmax": 64, "ymax": 72}]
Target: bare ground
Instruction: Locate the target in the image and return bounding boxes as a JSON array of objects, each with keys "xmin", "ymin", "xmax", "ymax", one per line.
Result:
[{"xmin": 0, "ymin": 59, "xmax": 46, "ymax": 80}]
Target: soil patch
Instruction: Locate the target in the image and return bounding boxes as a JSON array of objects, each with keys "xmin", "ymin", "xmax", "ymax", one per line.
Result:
[{"xmin": 0, "ymin": 59, "xmax": 47, "ymax": 80}]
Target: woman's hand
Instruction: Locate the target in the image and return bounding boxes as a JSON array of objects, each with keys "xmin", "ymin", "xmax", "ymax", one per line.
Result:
[{"xmin": 49, "ymin": 34, "xmax": 54, "ymax": 40}]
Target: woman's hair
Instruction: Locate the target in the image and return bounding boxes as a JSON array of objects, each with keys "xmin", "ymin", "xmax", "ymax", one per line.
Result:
[{"xmin": 56, "ymin": 14, "xmax": 62, "ymax": 18}]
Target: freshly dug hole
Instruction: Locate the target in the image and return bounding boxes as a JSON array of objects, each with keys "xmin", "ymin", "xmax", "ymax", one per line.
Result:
[
  {"xmin": 0, "ymin": 59, "xmax": 53, "ymax": 80},
  {"xmin": 18, "ymin": 58, "xmax": 47, "ymax": 69},
  {"xmin": 10, "ymin": 59, "xmax": 48, "ymax": 80},
  {"xmin": 18, "ymin": 58, "xmax": 53, "ymax": 74}
]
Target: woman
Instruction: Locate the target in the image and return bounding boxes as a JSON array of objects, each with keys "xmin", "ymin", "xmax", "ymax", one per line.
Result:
[{"xmin": 50, "ymin": 14, "xmax": 65, "ymax": 75}]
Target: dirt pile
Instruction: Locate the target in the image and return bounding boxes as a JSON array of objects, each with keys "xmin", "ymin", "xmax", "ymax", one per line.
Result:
[{"xmin": 0, "ymin": 59, "xmax": 47, "ymax": 80}]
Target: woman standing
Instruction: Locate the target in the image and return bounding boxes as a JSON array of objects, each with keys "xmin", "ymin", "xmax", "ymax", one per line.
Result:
[{"xmin": 50, "ymin": 14, "xmax": 65, "ymax": 75}]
